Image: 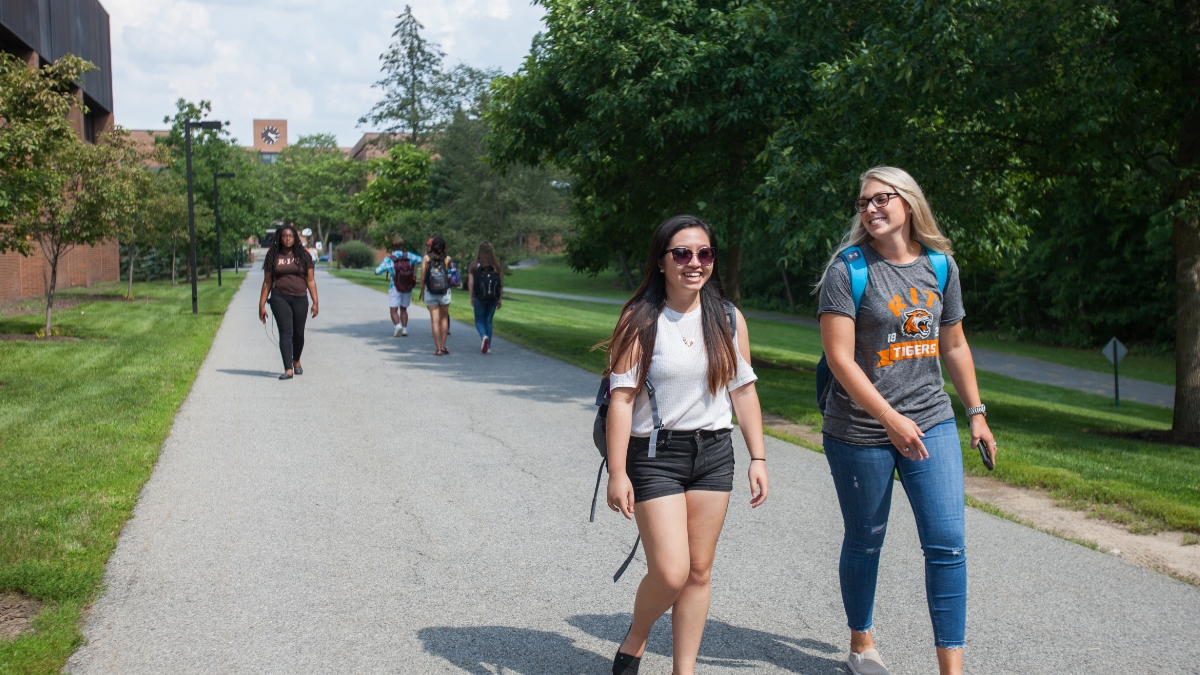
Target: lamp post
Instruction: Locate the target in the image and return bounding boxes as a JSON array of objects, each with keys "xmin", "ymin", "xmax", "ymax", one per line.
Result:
[
  {"xmin": 213, "ymin": 171, "xmax": 236, "ymax": 286},
  {"xmin": 185, "ymin": 119, "xmax": 222, "ymax": 314}
]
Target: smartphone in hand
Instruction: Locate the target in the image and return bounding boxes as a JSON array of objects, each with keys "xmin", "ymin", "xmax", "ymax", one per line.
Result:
[{"xmin": 977, "ymin": 439, "xmax": 995, "ymax": 471}]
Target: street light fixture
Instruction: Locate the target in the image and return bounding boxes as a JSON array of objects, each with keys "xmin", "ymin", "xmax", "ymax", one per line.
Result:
[
  {"xmin": 213, "ymin": 171, "xmax": 236, "ymax": 286},
  {"xmin": 184, "ymin": 119, "xmax": 222, "ymax": 314}
]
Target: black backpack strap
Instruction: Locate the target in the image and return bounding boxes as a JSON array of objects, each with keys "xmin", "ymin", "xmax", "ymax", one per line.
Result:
[
  {"xmin": 589, "ymin": 458, "xmax": 607, "ymax": 523},
  {"xmin": 613, "ymin": 535, "xmax": 641, "ymax": 582},
  {"xmin": 724, "ymin": 300, "xmax": 737, "ymax": 341}
]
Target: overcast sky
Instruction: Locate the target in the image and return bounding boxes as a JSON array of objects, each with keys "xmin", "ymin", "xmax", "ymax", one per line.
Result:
[{"xmin": 105, "ymin": 0, "xmax": 546, "ymax": 147}]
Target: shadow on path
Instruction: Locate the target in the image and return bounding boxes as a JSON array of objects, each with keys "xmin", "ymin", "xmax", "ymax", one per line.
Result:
[
  {"xmin": 215, "ymin": 368, "xmax": 280, "ymax": 379},
  {"xmin": 416, "ymin": 615, "xmax": 843, "ymax": 674},
  {"xmin": 417, "ymin": 626, "xmax": 610, "ymax": 675}
]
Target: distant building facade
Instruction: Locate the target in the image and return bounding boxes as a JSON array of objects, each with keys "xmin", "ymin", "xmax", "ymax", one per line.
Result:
[{"xmin": 0, "ymin": 0, "xmax": 120, "ymax": 302}]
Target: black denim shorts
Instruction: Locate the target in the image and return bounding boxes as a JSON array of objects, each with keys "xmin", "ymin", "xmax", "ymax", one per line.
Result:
[{"xmin": 626, "ymin": 428, "xmax": 736, "ymax": 503}]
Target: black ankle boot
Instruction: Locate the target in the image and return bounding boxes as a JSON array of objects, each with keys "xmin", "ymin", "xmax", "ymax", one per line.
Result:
[{"xmin": 612, "ymin": 650, "xmax": 641, "ymax": 675}]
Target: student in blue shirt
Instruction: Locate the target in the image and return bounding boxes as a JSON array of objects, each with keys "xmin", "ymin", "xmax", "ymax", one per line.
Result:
[{"xmin": 375, "ymin": 236, "xmax": 423, "ymax": 337}]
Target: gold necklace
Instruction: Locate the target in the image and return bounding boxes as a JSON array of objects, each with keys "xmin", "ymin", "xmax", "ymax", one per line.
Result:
[{"xmin": 672, "ymin": 317, "xmax": 696, "ymax": 347}]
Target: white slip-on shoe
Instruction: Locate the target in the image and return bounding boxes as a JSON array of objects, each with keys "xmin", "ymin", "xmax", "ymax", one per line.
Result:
[
  {"xmin": 401, "ymin": 326, "xmax": 408, "ymax": 337},
  {"xmin": 847, "ymin": 648, "xmax": 890, "ymax": 675},
  {"xmin": 482, "ymin": 336, "xmax": 490, "ymax": 354},
  {"xmin": 393, "ymin": 324, "xmax": 402, "ymax": 337}
]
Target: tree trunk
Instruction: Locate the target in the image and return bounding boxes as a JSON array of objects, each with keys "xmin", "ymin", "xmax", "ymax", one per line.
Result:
[
  {"xmin": 1173, "ymin": 0, "xmax": 1200, "ymax": 433},
  {"xmin": 616, "ymin": 250, "xmax": 637, "ymax": 290},
  {"xmin": 780, "ymin": 262, "xmax": 795, "ymax": 312},
  {"xmin": 127, "ymin": 240, "xmax": 135, "ymax": 299},
  {"xmin": 171, "ymin": 236, "xmax": 178, "ymax": 285},
  {"xmin": 44, "ymin": 251, "xmax": 59, "ymax": 337}
]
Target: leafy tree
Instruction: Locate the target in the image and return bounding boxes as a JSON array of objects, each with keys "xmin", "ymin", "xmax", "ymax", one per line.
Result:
[
  {"xmin": 158, "ymin": 99, "xmax": 270, "ymax": 262},
  {"xmin": 274, "ymin": 134, "xmax": 366, "ymax": 252},
  {"xmin": 757, "ymin": 0, "xmax": 1199, "ymax": 432},
  {"xmin": 0, "ymin": 53, "xmax": 94, "ymax": 253},
  {"xmin": 360, "ymin": 6, "xmax": 501, "ymax": 146},
  {"xmin": 118, "ymin": 166, "xmax": 187, "ymax": 298},
  {"xmin": 17, "ymin": 128, "xmax": 140, "ymax": 335},
  {"xmin": 354, "ymin": 143, "xmax": 432, "ymax": 223},
  {"xmin": 432, "ymin": 108, "xmax": 571, "ymax": 262},
  {"xmin": 487, "ymin": 0, "xmax": 794, "ymax": 302}
]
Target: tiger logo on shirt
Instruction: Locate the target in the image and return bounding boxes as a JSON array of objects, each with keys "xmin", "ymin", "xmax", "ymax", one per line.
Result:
[{"xmin": 901, "ymin": 308, "xmax": 934, "ymax": 340}]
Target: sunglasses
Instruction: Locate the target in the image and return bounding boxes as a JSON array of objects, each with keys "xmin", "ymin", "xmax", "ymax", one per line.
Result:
[{"xmin": 665, "ymin": 246, "xmax": 715, "ymax": 266}]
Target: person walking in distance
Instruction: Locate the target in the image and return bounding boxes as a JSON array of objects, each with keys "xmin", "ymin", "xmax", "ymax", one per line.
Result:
[
  {"xmin": 420, "ymin": 235, "xmax": 453, "ymax": 356},
  {"xmin": 467, "ymin": 241, "xmax": 503, "ymax": 354},
  {"xmin": 817, "ymin": 166, "xmax": 996, "ymax": 675},
  {"xmin": 375, "ymin": 235, "xmax": 422, "ymax": 337},
  {"xmin": 258, "ymin": 224, "xmax": 319, "ymax": 380},
  {"xmin": 605, "ymin": 215, "xmax": 768, "ymax": 675}
]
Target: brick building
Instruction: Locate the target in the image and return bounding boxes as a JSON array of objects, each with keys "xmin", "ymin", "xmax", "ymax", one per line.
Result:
[{"xmin": 0, "ymin": 0, "xmax": 120, "ymax": 302}]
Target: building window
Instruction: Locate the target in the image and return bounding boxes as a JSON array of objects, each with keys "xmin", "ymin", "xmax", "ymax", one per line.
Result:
[
  {"xmin": 83, "ymin": 109, "xmax": 97, "ymax": 143},
  {"xmin": 260, "ymin": 153, "xmax": 279, "ymax": 165}
]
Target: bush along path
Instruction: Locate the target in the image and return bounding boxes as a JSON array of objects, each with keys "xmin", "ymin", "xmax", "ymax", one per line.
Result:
[{"xmin": 0, "ymin": 277, "xmax": 244, "ymax": 674}]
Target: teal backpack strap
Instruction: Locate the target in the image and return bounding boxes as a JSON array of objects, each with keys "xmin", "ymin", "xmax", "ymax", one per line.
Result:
[
  {"xmin": 839, "ymin": 246, "xmax": 869, "ymax": 313},
  {"xmin": 922, "ymin": 245, "xmax": 949, "ymax": 293}
]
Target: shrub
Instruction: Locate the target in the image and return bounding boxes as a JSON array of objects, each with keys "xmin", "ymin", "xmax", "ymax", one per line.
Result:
[{"xmin": 337, "ymin": 240, "xmax": 375, "ymax": 269}]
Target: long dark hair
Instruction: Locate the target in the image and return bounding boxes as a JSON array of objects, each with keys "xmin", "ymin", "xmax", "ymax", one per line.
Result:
[
  {"xmin": 604, "ymin": 215, "xmax": 737, "ymax": 395},
  {"xmin": 428, "ymin": 235, "xmax": 446, "ymax": 259},
  {"xmin": 475, "ymin": 241, "xmax": 501, "ymax": 277},
  {"xmin": 264, "ymin": 224, "xmax": 312, "ymax": 274}
]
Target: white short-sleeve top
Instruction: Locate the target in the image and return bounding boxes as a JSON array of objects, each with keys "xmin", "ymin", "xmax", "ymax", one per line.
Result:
[{"xmin": 610, "ymin": 305, "xmax": 757, "ymax": 437}]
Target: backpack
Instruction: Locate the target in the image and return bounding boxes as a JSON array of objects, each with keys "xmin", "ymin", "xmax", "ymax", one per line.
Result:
[
  {"xmin": 447, "ymin": 261, "xmax": 462, "ymax": 288},
  {"xmin": 474, "ymin": 265, "xmax": 502, "ymax": 302},
  {"xmin": 391, "ymin": 254, "xmax": 415, "ymax": 293},
  {"xmin": 426, "ymin": 257, "xmax": 450, "ymax": 294},
  {"xmin": 591, "ymin": 300, "xmax": 737, "ymax": 582},
  {"xmin": 815, "ymin": 245, "xmax": 948, "ymax": 413}
]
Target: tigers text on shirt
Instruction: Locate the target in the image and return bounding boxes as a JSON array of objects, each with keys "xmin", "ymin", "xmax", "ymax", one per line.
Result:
[{"xmin": 817, "ymin": 245, "xmax": 966, "ymax": 446}]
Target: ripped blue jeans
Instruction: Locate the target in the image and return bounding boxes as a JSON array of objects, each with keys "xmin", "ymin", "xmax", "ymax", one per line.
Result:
[{"xmin": 824, "ymin": 419, "xmax": 965, "ymax": 649}]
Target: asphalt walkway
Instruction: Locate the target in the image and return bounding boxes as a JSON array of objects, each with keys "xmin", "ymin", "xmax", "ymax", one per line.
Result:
[
  {"xmin": 506, "ymin": 288, "xmax": 1176, "ymax": 408},
  {"xmin": 67, "ymin": 269, "xmax": 1198, "ymax": 674}
]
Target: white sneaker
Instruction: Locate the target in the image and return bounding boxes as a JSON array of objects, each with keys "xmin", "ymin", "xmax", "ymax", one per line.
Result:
[
  {"xmin": 847, "ymin": 649, "xmax": 890, "ymax": 675},
  {"xmin": 393, "ymin": 324, "xmax": 402, "ymax": 337},
  {"xmin": 401, "ymin": 326, "xmax": 408, "ymax": 337},
  {"xmin": 481, "ymin": 336, "xmax": 489, "ymax": 354}
]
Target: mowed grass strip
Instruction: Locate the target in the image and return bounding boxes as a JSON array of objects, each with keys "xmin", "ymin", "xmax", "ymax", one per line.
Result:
[
  {"xmin": 333, "ymin": 268, "xmax": 1198, "ymax": 532},
  {"xmin": 0, "ymin": 277, "xmax": 241, "ymax": 674}
]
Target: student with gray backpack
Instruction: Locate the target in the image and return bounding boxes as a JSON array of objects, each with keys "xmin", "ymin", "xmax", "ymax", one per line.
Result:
[
  {"xmin": 817, "ymin": 166, "xmax": 996, "ymax": 675},
  {"xmin": 420, "ymin": 236, "xmax": 453, "ymax": 356},
  {"xmin": 601, "ymin": 215, "xmax": 768, "ymax": 675},
  {"xmin": 467, "ymin": 241, "xmax": 503, "ymax": 354}
]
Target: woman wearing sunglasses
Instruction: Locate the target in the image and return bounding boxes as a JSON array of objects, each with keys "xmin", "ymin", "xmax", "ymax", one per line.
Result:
[
  {"xmin": 604, "ymin": 215, "xmax": 769, "ymax": 675},
  {"xmin": 817, "ymin": 166, "xmax": 995, "ymax": 675}
]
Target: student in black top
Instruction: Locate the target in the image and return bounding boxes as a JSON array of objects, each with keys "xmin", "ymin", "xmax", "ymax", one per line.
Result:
[{"xmin": 258, "ymin": 224, "xmax": 319, "ymax": 379}]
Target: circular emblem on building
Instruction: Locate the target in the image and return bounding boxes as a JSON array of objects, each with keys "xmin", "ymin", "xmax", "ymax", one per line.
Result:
[{"xmin": 260, "ymin": 126, "xmax": 280, "ymax": 145}]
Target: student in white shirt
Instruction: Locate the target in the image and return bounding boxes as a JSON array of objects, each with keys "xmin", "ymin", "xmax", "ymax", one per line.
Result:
[{"xmin": 604, "ymin": 215, "xmax": 769, "ymax": 675}]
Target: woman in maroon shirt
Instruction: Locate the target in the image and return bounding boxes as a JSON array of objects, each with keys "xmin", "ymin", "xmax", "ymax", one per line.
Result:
[{"xmin": 258, "ymin": 224, "xmax": 319, "ymax": 379}]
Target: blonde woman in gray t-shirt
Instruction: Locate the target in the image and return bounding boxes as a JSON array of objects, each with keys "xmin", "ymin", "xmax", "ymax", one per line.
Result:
[
  {"xmin": 604, "ymin": 215, "xmax": 769, "ymax": 675},
  {"xmin": 818, "ymin": 166, "xmax": 996, "ymax": 675}
]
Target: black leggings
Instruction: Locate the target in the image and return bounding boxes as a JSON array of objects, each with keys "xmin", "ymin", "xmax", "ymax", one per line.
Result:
[{"xmin": 269, "ymin": 292, "xmax": 308, "ymax": 371}]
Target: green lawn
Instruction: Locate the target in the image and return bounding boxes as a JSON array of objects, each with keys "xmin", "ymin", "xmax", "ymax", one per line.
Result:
[
  {"xmin": 334, "ymin": 267, "xmax": 1197, "ymax": 533},
  {"xmin": 0, "ymin": 278, "xmax": 241, "ymax": 674},
  {"xmin": 503, "ymin": 255, "xmax": 631, "ymax": 299},
  {"xmin": 967, "ymin": 332, "xmax": 1176, "ymax": 386}
]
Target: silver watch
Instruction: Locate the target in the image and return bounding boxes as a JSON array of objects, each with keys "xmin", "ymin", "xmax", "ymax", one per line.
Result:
[{"xmin": 966, "ymin": 404, "xmax": 987, "ymax": 417}]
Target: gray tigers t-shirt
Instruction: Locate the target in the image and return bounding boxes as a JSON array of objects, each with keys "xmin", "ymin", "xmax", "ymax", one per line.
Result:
[{"xmin": 817, "ymin": 244, "xmax": 965, "ymax": 446}]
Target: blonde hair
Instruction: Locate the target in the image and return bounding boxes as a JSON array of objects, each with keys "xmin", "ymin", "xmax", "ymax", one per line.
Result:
[{"xmin": 816, "ymin": 166, "xmax": 953, "ymax": 290}]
